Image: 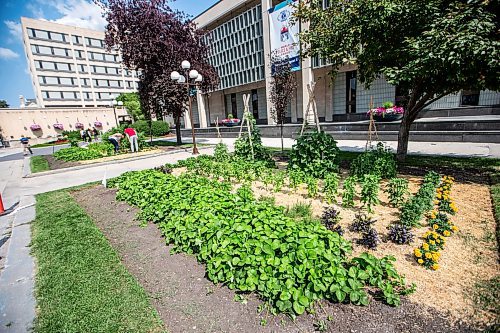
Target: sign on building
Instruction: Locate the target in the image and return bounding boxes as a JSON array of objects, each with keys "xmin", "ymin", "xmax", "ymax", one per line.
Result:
[{"xmin": 269, "ymin": 0, "xmax": 300, "ymax": 74}]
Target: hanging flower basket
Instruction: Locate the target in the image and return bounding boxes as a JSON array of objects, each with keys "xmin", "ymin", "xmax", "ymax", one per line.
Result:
[
  {"xmin": 30, "ymin": 124, "xmax": 42, "ymax": 131},
  {"xmin": 75, "ymin": 122, "xmax": 84, "ymax": 129},
  {"xmin": 94, "ymin": 121, "xmax": 103, "ymax": 127},
  {"xmin": 221, "ymin": 118, "xmax": 241, "ymax": 127},
  {"xmin": 53, "ymin": 123, "xmax": 64, "ymax": 130}
]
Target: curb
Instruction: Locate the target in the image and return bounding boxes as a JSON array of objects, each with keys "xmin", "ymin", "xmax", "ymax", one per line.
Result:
[
  {"xmin": 24, "ymin": 146, "xmax": 213, "ymax": 178},
  {"xmin": 0, "ymin": 201, "xmax": 20, "ymax": 217}
]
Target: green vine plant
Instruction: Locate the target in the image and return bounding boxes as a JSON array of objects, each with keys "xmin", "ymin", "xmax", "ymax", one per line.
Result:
[
  {"xmin": 272, "ymin": 171, "xmax": 286, "ymax": 193},
  {"xmin": 361, "ymin": 174, "xmax": 381, "ymax": 213},
  {"xmin": 288, "ymin": 169, "xmax": 304, "ymax": 193},
  {"xmin": 306, "ymin": 176, "xmax": 319, "ymax": 198},
  {"xmin": 385, "ymin": 178, "xmax": 409, "ymax": 207},
  {"xmin": 342, "ymin": 176, "xmax": 357, "ymax": 208},
  {"xmin": 323, "ymin": 173, "xmax": 340, "ymax": 204}
]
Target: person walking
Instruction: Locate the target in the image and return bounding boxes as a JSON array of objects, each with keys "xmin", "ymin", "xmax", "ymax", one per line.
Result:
[
  {"xmin": 20, "ymin": 135, "xmax": 33, "ymax": 155},
  {"xmin": 108, "ymin": 133, "xmax": 123, "ymax": 153},
  {"xmin": 86, "ymin": 128, "xmax": 93, "ymax": 142},
  {"xmin": 92, "ymin": 127, "xmax": 99, "ymax": 141},
  {"xmin": 124, "ymin": 127, "xmax": 139, "ymax": 152}
]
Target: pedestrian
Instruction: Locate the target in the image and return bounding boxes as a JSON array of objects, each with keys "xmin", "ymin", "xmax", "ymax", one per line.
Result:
[
  {"xmin": 20, "ymin": 135, "xmax": 33, "ymax": 155},
  {"xmin": 80, "ymin": 129, "xmax": 86, "ymax": 141},
  {"xmin": 108, "ymin": 132, "xmax": 123, "ymax": 153},
  {"xmin": 86, "ymin": 128, "xmax": 93, "ymax": 142},
  {"xmin": 92, "ymin": 127, "xmax": 99, "ymax": 141},
  {"xmin": 124, "ymin": 127, "xmax": 139, "ymax": 152}
]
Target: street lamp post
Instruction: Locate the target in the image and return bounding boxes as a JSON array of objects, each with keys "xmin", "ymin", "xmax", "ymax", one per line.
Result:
[
  {"xmin": 170, "ymin": 60, "xmax": 203, "ymax": 155},
  {"xmin": 110, "ymin": 95, "xmax": 123, "ymax": 127}
]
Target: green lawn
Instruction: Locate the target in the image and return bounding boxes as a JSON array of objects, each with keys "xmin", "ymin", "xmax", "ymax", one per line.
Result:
[
  {"xmin": 31, "ymin": 190, "xmax": 165, "ymax": 333},
  {"xmin": 30, "ymin": 156, "xmax": 50, "ymax": 173}
]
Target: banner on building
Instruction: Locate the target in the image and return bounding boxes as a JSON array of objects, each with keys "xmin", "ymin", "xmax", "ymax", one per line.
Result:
[{"xmin": 269, "ymin": 0, "xmax": 300, "ymax": 74}]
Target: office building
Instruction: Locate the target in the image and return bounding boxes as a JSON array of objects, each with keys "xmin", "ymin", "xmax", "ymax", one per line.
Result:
[
  {"xmin": 190, "ymin": 0, "xmax": 499, "ymax": 128},
  {"xmin": 21, "ymin": 17, "xmax": 140, "ymax": 108}
]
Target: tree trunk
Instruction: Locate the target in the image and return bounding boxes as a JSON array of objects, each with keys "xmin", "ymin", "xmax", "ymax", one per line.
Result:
[
  {"xmin": 396, "ymin": 111, "xmax": 412, "ymax": 162},
  {"xmin": 280, "ymin": 122, "xmax": 284, "ymax": 152},
  {"xmin": 174, "ymin": 115, "xmax": 182, "ymax": 145}
]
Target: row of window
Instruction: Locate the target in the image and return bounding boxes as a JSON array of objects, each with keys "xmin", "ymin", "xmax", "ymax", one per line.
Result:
[
  {"xmin": 41, "ymin": 90, "xmax": 124, "ymax": 101},
  {"xmin": 38, "ymin": 75, "xmax": 137, "ymax": 88},
  {"xmin": 31, "ymin": 44, "xmax": 122, "ymax": 63},
  {"xmin": 35, "ymin": 60, "xmax": 73, "ymax": 72},
  {"xmin": 208, "ymin": 5, "xmax": 262, "ymax": 42},
  {"xmin": 28, "ymin": 28, "xmax": 106, "ymax": 48},
  {"xmin": 31, "ymin": 44, "xmax": 71, "ymax": 57}
]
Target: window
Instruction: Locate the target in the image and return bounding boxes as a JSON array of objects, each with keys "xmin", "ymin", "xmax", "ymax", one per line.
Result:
[
  {"xmin": 34, "ymin": 30, "xmax": 49, "ymax": 39},
  {"xmin": 50, "ymin": 32, "xmax": 66, "ymax": 42},
  {"xmin": 72, "ymin": 35, "xmax": 81, "ymax": 45},
  {"xmin": 105, "ymin": 54, "xmax": 115, "ymax": 62},
  {"xmin": 83, "ymin": 92, "xmax": 93, "ymax": 100},
  {"xmin": 230, "ymin": 93, "xmax": 237, "ymax": 117},
  {"xmin": 78, "ymin": 64, "xmax": 88, "ymax": 73},
  {"xmin": 62, "ymin": 91, "xmax": 78, "ymax": 99},
  {"xmin": 86, "ymin": 37, "xmax": 104, "ymax": 48},
  {"xmin": 93, "ymin": 65, "xmax": 106, "ymax": 74},
  {"xmin": 345, "ymin": 71, "xmax": 357, "ymax": 114},
  {"xmin": 56, "ymin": 63, "xmax": 71, "ymax": 71},
  {"xmin": 80, "ymin": 78, "xmax": 90, "ymax": 86},
  {"xmin": 27, "ymin": 28, "xmax": 36, "ymax": 38},
  {"xmin": 461, "ymin": 90, "xmax": 480, "ymax": 106},
  {"xmin": 75, "ymin": 50, "xmax": 84, "ymax": 58},
  {"xmin": 59, "ymin": 77, "xmax": 74, "ymax": 85},
  {"xmin": 53, "ymin": 47, "xmax": 70, "ymax": 57},
  {"xmin": 107, "ymin": 67, "xmax": 119, "ymax": 75},
  {"xmin": 252, "ymin": 89, "xmax": 259, "ymax": 119}
]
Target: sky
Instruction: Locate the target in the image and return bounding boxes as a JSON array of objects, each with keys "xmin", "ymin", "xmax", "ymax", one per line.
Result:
[{"xmin": 0, "ymin": 0, "xmax": 219, "ymax": 108}]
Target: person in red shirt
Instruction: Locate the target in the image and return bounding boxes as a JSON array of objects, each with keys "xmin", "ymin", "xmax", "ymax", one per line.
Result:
[{"xmin": 124, "ymin": 127, "xmax": 138, "ymax": 152}]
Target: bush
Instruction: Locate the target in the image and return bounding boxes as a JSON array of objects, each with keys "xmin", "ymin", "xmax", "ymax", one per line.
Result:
[
  {"xmin": 288, "ymin": 131, "xmax": 340, "ymax": 178},
  {"xmin": 357, "ymin": 228, "xmax": 380, "ymax": 250},
  {"xmin": 385, "ymin": 178, "xmax": 409, "ymax": 207},
  {"xmin": 350, "ymin": 213, "xmax": 376, "ymax": 233},
  {"xmin": 342, "ymin": 176, "xmax": 357, "ymax": 208},
  {"xmin": 387, "ymin": 224, "xmax": 414, "ymax": 245},
  {"xmin": 323, "ymin": 173, "xmax": 340, "ymax": 204},
  {"xmin": 399, "ymin": 171, "xmax": 440, "ymax": 227},
  {"xmin": 132, "ymin": 120, "xmax": 170, "ymax": 137},
  {"xmin": 360, "ymin": 174, "xmax": 381, "ymax": 213},
  {"xmin": 62, "ymin": 130, "xmax": 82, "ymax": 140},
  {"xmin": 53, "ymin": 143, "xmax": 114, "ymax": 161},
  {"xmin": 234, "ymin": 117, "xmax": 273, "ymax": 166},
  {"xmin": 214, "ymin": 143, "xmax": 231, "ymax": 162},
  {"xmin": 321, "ymin": 207, "xmax": 341, "ymax": 230},
  {"xmin": 350, "ymin": 143, "xmax": 397, "ymax": 179}
]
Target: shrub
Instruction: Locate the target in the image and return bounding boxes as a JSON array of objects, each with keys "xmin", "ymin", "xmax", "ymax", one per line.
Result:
[
  {"xmin": 272, "ymin": 171, "xmax": 286, "ymax": 192},
  {"xmin": 357, "ymin": 228, "xmax": 380, "ymax": 250},
  {"xmin": 360, "ymin": 174, "xmax": 381, "ymax": 213},
  {"xmin": 234, "ymin": 117, "xmax": 273, "ymax": 166},
  {"xmin": 214, "ymin": 143, "xmax": 231, "ymax": 162},
  {"xmin": 323, "ymin": 173, "xmax": 340, "ymax": 204},
  {"xmin": 53, "ymin": 143, "xmax": 114, "ymax": 161},
  {"xmin": 342, "ymin": 176, "xmax": 357, "ymax": 208},
  {"xmin": 306, "ymin": 176, "xmax": 319, "ymax": 198},
  {"xmin": 321, "ymin": 207, "xmax": 341, "ymax": 230},
  {"xmin": 62, "ymin": 130, "xmax": 82, "ymax": 140},
  {"xmin": 350, "ymin": 213, "xmax": 376, "ymax": 233},
  {"xmin": 285, "ymin": 202, "xmax": 313, "ymax": 220},
  {"xmin": 288, "ymin": 169, "xmax": 304, "ymax": 192},
  {"xmin": 387, "ymin": 224, "xmax": 414, "ymax": 245},
  {"xmin": 385, "ymin": 178, "xmax": 409, "ymax": 207},
  {"xmin": 350, "ymin": 143, "xmax": 397, "ymax": 179},
  {"xmin": 112, "ymin": 170, "xmax": 413, "ymax": 313},
  {"xmin": 132, "ymin": 120, "xmax": 170, "ymax": 136},
  {"xmin": 153, "ymin": 165, "xmax": 172, "ymax": 174},
  {"xmin": 288, "ymin": 131, "xmax": 340, "ymax": 178}
]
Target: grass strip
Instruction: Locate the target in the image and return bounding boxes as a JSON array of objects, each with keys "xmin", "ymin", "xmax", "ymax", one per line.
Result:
[
  {"xmin": 30, "ymin": 156, "xmax": 50, "ymax": 173},
  {"xmin": 31, "ymin": 190, "xmax": 165, "ymax": 333}
]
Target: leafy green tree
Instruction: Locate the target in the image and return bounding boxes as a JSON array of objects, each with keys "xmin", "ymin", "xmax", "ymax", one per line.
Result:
[
  {"xmin": 296, "ymin": 0, "xmax": 499, "ymax": 161},
  {"xmin": 0, "ymin": 100, "xmax": 9, "ymax": 108},
  {"xmin": 116, "ymin": 93, "xmax": 143, "ymax": 121}
]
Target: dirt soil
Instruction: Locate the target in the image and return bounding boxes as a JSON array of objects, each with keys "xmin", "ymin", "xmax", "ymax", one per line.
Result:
[{"xmin": 72, "ymin": 186, "xmax": 480, "ymax": 333}]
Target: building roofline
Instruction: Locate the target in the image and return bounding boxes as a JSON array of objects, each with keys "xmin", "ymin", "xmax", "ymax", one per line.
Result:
[
  {"xmin": 193, "ymin": 0, "xmax": 223, "ymax": 21},
  {"xmin": 20, "ymin": 16, "xmax": 105, "ymax": 34}
]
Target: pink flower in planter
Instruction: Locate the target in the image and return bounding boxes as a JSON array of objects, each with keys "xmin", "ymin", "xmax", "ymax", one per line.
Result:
[
  {"xmin": 221, "ymin": 118, "xmax": 241, "ymax": 125},
  {"xmin": 75, "ymin": 122, "xmax": 84, "ymax": 129},
  {"xmin": 53, "ymin": 123, "xmax": 64, "ymax": 130},
  {"xmin": 94, "ymin": 121, "xmax": 103, "ymax": 127},
  {"xmin": 30, "ymin": 124, "xmax": 42, "ymax": 131}
]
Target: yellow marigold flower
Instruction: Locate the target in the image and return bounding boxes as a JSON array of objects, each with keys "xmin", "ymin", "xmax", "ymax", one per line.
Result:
[
  {"xmin": 432, "ymin": 254, "xmax": 439, "ymax": 261},
  {"xmin": 433, "ymin": 224, "xmax": 439, "ymax": 230},
  {"xmin": 431, "ymin": 264, "xmax": 439, "ymax": 270},
  {"xmin": 417, "ymin": 259, "xmax": 424, "ymax": 264},
  {"xmin": 423, "ymin": 243, "xmax": 429, "ymax": 250},
  {"xmin": 436, "ymin": 239, "xmax": 440, "ymax": 243},
  {"xmin": 425, "ymin": 252, "xmax": 432, "ymax": 259},
  {"xmin": 443, "ymin": 230, "xmax": 451, "ymax": 237},
  {"xmin": 430, "ymin": 240, "xmax": 435, "ymax": 245},
  {"xmin": 452, "ymin": 226, "xmax": 459, "ymax": 232},
  {"xmin": 436, "ymin": 194, "xmax": 442, "ymax": 199}
]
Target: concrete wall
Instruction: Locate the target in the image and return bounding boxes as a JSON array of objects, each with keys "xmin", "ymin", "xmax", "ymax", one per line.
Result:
[{"xmin": 0, "ymin": 107, "xmax": 127, "ymax": 142}]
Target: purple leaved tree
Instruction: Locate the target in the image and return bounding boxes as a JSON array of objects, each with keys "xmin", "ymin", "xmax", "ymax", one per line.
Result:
[{"xmin": 99, "ymin": 0, "xmax": 219, "ymax": 144}]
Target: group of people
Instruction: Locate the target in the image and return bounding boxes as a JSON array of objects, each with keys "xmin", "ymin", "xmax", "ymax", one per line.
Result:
[
  {"xmin": 81, "ymin": 128, "xmax": 99, "ymax": 142},
  {"xmin": 108, "ymin": 127, "xmax": 139, "ymax": 153}
]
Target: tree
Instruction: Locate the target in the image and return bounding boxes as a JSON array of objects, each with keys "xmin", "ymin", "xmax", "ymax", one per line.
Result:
[
  {"xmin": 116, "ymin": 92, "xmax": 143, "ymax": 121},
  {"xmin": 0, "ymin": 100, "xmax": 9, "ymax": 108},
  {"xmin": 101, "ymin": 0, "xmax": 219, "ymax": 145},
  {"xmin": 269, "ymin": 52, "xmax": 297, "ymax": 152},
  {"xmin": 295, "ymin": 0, "xmax": 499, "ymax": 161}
]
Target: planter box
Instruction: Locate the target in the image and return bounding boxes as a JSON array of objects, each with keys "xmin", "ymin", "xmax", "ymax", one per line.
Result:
[{"xmin": 372, "ymin": 114, "xmax": 403, "ymax": 122}]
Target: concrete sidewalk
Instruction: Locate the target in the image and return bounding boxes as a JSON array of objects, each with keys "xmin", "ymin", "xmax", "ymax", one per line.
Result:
[{"xmin": 191, "ymin": 137, "xmax": 500, "ymax": 158}]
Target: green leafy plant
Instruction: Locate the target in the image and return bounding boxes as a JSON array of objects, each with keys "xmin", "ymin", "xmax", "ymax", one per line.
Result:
[
  {"xmin": 385, "ymin": 178, "xmax": 409, "ymax": 207},
  {"xmin": 342, "ymin": 176, "xmax": 357, "ymax": 208},
  {"xmin": 285, "ymin": 202, "xmax": 312, "ymax": 220},
  {"xmin": 288, "ymin": 131, "xmax": 340, "ymax": 178},
  {"xmin": 399, "ymin": 171, "xmax": 440, "ymax": 227},
  {"xmin": 112, "ymin": 170, "xmax": 413, "ymax": 315},
  {"xmin": 234, "ymin": 117, "xmax": 273, "ymax": 166},
  {"xmin": 360, "ymin": 174, "xmax": 381, "ymax": 213},
  {"xmin": 53, "ymin": 142, "xmax": 115, "ymax": 161},
  {"xmin": 272, "ymin": 171, "xmax": 286, "ymax": 193},
  {"xmin": 306, "ymin": 176, "xmax": 319, "ymax": 198},
  {"xmin": 350, "ymin": 143, "xmax": 397, "ymax": 179},
  {"xmin": 288, "ymin": 169, "xmax": 304, "ymax": 192},
  {"xmin": 323, "ymin": 173, "xmax": 340, "ymax": 204},
  {"xmin": 214, "ymin": 142, "xmax": 231, "ymax": 162}
]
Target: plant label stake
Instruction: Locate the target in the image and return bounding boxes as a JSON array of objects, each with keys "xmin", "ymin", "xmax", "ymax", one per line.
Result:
[
  {"xmin": 366, "ymin": 96, "xmax": 379, "ymax": 151},
  {"xmin": 238, "ymin": 94, "xmax": 255, "ymax": 161},
  {"xmin": 300, "ymin": 81, "xmax": 321, "ymax": 136},
  {"xmin": 215, "ymin": 117, "xmax": 222, "ymax": 142}
]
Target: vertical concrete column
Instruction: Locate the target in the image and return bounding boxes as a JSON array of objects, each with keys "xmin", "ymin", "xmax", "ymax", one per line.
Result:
[
  {"xmin": 300, "ymin": 16, "xmax": 315, "ymax": 123},
  {"xmin": 196, "ymin": 91, "xmax": 208, "ymax": 128},
  {"xmin": 261, "ymin": 0, "xmax": 275, "ymax": 125}
]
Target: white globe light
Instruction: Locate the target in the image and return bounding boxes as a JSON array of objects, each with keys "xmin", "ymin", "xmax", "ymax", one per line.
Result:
[
  {"xmin": 189, "ymin": 69, "xmax": 199, "ymax": 79},
  {"xmin": 117, "ymin": 101, "xmax": 124, "ymax": 106},
  {"xmin": 195, "ymin": 74, "xmax": 203, "ymax": 82},
  {"xmin": 112, "ymin": 100, "xmax": 117, "ymax": 106},
  {"xmin": 181, "ymin": 60, "xmax": 191, "ymax": 69},
  {"xmin": 170, "ymin": 71, "xmax": 180, "ymax": 81},
  {"xmin": 178, "ymin": 75, "xmax": 186, "ymax": 83}
]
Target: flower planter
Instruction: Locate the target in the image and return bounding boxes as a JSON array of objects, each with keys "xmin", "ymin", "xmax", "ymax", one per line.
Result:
[
  {"xmin": 75, "ymin": 122, "xmax": 84, "ymax": 129},
  {"xmin": 53, "ymin": 123, "xmax": 64, "ymax": 130},
  {"xmin": 372, "ymin": 113, "xmax": 403, "ymax": 122},
  {"xmin": 221, "ymin": 119, "xmax": 241, "ymax": 127},
  {"xmin": 30, "ymin": 124, "xmax": 42, "ymax": 131},
  {"xmin": 94, "ymin": 121, "xmax": 103, "ymax": 127}
]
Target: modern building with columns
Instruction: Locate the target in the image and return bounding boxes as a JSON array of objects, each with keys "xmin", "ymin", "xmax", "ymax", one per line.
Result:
[{"xmin": 189, "ymin": 0, "xmax": 499, "ymax": 129}]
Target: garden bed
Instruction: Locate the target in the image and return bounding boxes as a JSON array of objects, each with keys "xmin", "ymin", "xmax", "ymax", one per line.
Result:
[{"xmin": 71, "ymin": 186, "xmax": 477, "ymax": 333}]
